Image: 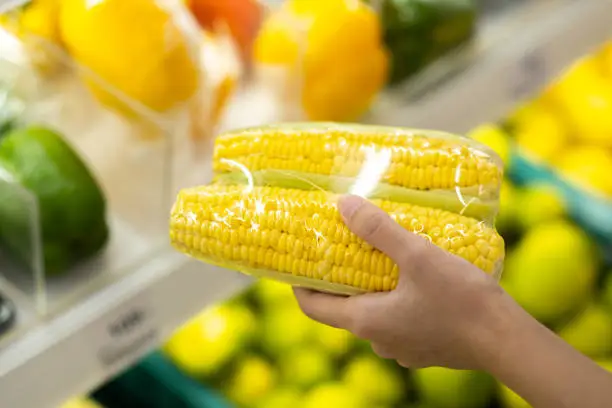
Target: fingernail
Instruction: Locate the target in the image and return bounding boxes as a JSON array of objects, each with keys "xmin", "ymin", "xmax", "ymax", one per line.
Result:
[{"xmin": 339, "ymin": 195, "xmax": 364, "ymax": 220}]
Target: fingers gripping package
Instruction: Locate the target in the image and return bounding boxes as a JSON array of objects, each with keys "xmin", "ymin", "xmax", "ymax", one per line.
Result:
[{"xmin": 169, "ymin": 123, "xmax": 505, "ymax": 295}]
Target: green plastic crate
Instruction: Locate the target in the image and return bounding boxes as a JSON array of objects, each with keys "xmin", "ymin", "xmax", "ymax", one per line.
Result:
[{"xmin": 92, "ymin": 351, "xmax": 234, "ymax": 408}]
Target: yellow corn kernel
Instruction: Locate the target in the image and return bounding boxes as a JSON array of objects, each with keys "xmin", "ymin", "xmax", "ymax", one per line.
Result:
[
  {"xmin": 213, "ymin": 125, "xmax": 501, "ymax": 191},
  {"xmin": 170, "ymin": 185, "xmax": 504, "ymax": 293}
]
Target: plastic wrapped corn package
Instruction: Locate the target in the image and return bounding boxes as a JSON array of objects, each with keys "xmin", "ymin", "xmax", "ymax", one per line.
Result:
[{"xmin": 170, "ymin": 123, "xmax": 505, "ymax": 295}]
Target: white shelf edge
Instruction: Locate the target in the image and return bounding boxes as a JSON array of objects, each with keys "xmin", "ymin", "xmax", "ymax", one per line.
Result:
[
  {"xmin": 0, "ymin": 250, "xmax": 253, "ymax": 408},
  {"xmin": 368, "ymin": 0, "xmax": 612, "ymax": 133}
]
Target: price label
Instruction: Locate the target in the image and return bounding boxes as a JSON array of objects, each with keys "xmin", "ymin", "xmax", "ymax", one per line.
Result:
[
  {"xmin": 93, "ymin": 294, "xmax": 159, "ymax": 370},
  {"xmin": 509, "ymin": 46, "xmax": 549, "ymax": 101}
]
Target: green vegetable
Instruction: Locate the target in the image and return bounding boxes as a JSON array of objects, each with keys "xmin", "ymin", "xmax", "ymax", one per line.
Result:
[
  {"xmin": 376, "ymin": 0, "xmax": 478, "ymax": 85},
  {"xmin": 0, "ymin": 125, "xmax": 108, "ymax": 276}
]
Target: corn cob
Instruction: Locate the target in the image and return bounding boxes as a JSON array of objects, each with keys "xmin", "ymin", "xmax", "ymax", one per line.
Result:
[
  {"xmin": 171, "ymin": 123, "xmax": 504, "ymax": 294},
  {"xmin": 170, "ymin": 185, "xmax": 505, "ymax": 293},
  {"xmin": 213, "ymin": 123, "xmax": 502, "ymax": 192}
]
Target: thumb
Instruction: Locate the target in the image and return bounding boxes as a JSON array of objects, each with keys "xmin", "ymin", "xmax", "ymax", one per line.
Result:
[{"xmin": 338, "ymin": 195, "xmax": 431, "ymax": 267}]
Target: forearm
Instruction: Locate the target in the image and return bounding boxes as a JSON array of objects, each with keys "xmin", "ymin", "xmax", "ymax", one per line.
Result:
[{"xmin": 481, "ymin": 295, "xmax": 612, "ymax": 408}]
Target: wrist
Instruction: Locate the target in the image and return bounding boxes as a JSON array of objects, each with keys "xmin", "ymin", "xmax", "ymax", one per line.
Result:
[{"xmin": 466, "ymin": 285, "xmax": 531, "ymax": 374}]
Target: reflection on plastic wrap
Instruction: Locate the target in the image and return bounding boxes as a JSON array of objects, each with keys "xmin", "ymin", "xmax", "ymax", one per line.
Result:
[{"xmin": 170, "ymin": 123, "xmax": 505, "ymax": 295}]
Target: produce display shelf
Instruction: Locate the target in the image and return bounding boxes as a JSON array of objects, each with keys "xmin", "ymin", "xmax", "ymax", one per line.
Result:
[
  {"xmin": 0, "ymin": 253, "xmax": 253, "ymax": 408},
  {"xmin": 368, "ymin": 0, "xmax": 612, "ymax": 134},
  {"xmin": 0, "ymin": 0, "xmax": 611, "ymax": 407}
]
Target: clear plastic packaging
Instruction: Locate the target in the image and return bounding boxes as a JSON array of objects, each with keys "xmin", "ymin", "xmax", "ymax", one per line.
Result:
[
  {"xmin": 0, "ymin": 0, "xmax": 244, "ymax": 141},
  {"xmin": 170, "ymin": 123, "xmax": 506, "ymax": 295}
]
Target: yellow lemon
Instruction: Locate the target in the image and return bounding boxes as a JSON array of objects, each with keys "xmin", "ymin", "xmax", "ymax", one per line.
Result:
[
  {"xmin": 162, "ymin": 303, "xmax": 256, "ymax": 377},
  {"xmin": 255, "ymin": 388, "xmax": 302, "ymax": 408},
  {"xmin": 514, "ymin": 184, "xmax": 566, "ymax": 230},
  {"xmin": 413, "ymin": 367, "xmax": 495, "ymax": 408},
  {"xmin": 342, "ymin": 354, "xmax": 405, "ymax": 405},
  {"xmin": 253, "ymin": 0, "xmax": 389, "ymax": 122},
  {"xmin": 253, "ymin": 278, "xmax": 295, "ymax": 309},
  {"xmin": 498, "ymin": 383, "xmax": 531, "ymax": 408},
  {"xmin": 511, "ymin": 101, "xmax": 570, "ymax": 162},
  {"xmin": 279, "ymin": 347, "xmax": 334, "ymax": 389},
  {"xmin": 554, "ymin": 145, "xmax": 612, "ymax": 197},
  {"xmin": 468, "ymin": 123, "xmax": 511, "ymax": 167},
  {"xmin": 502, "ymin": 220, "xmax": 599, "ymax": 325},
  {"xmin": 302, "ymin": 383, "xmax": 368, "ymax": 408},
  {"xmin": 224, "ymin": 355, "xmax": 277, "ymax": 407},
  {"xmin": 558, "ymin": 302, "xmax": 612, "ymax": 358},
  {"xmin": 259, "ymin": 301, "xmax": 317, "ymax": 355},
  {"xmin": 547, "ymin": 56, "xmax": 612, "ymax": 147},
  {"xmin": 59, "ymin": 0, "xmax": 200, "ymax": 116},
  {"xmin": 595, "ymin": 359, "xmax": 612, "ymax": 373},
  {"xmin": 312, "ymin": 322, "xmax": 355, "ymax": 357},
  {"xmin": 558, "ymin": 145, "xmax": 612, "ymax": 189}
]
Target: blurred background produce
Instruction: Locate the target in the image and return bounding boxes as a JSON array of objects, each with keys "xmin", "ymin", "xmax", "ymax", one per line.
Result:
[
  {"xmin": 505, "ymin": 45, "xmax": 612, "ymax": 200},
  {"xmin": 58, "ymin": 0, "xmax": 201, "ymax": 115},
  {"xmin": 252, "ymin": 0, "xmax": 390, "ymax": 122},
  {"xmin": 0, "ymin": 0, "xmax": 241, "ymax": 141},
  {"xmin": 186, "ymin": 0, "xmax": 263, "ymax": 70},
  {"xmin": 0, "ymin": 66, "xmax": 110, "ymax": 279},
  {"xmin": 0, "ymin": 0, "xmax": 483, "ymax": 137},
  {"xmin": 375, "ymin": 0, "xmax": 477, "ymax": 85},
  {"xmin": 249, "ymin": 0, "xmax": 481, "ymax": 122},
  {"xmin": 0, "ymin": 125, "xmax": 108, "ymax": 276}
]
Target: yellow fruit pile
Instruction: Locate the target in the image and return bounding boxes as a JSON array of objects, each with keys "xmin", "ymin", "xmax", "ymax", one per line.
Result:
[
  {"xmin": 507, "ymin": 42, "xmax": 612, "ymax": 198},
  {"xmin": 162, "ymin": 279, "xmax": 409, "ymax": 408}
]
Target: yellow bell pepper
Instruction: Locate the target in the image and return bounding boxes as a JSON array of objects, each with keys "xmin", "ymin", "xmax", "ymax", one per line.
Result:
[
  {"xmin": 253, "ymin": 0, "xmax": 389, "ymax": 122},
  {"xmin": 58, "ymin": 0, "xmax": 200, "ymax": 117}
]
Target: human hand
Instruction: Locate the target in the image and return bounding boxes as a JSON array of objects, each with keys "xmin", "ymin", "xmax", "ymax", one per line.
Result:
[{"xmin": 293, "ymin": 195, "xmax": 515, "ymax": 370}]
